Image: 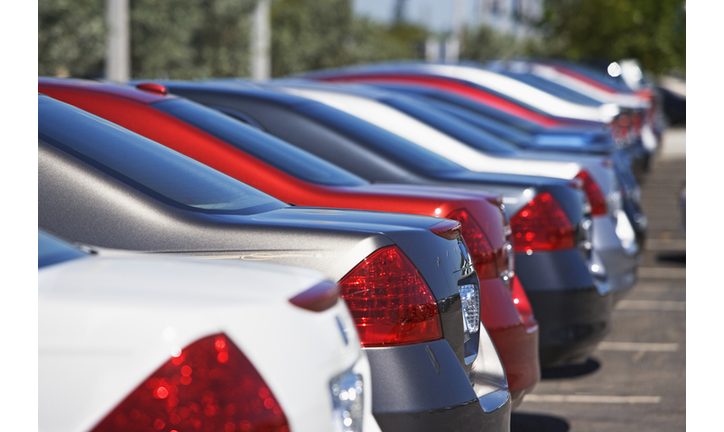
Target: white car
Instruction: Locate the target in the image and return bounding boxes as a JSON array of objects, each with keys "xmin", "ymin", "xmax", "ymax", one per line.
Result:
[
  {"xmin": 484, "ymin": 59, "xmax": 660, "ymax": 153},
  {"xmin": 361, "ymin": 62, "xmax": 621, "ymax": 123},
  {"xmin": 38, "ymin": 230, "xmax": 381, "ymax": 432},
  {"xmin": 488, "ymin": 60, "xmax": 649, "ymax": 110},
  {"xmin": 274, "ymin": 84, "xmax": 640, "ymax": 298}
]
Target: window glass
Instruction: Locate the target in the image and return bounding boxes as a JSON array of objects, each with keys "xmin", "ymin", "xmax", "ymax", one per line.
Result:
[
  {"xmin": 299, "ymin": 103, "xmax": 465, "ymax": 175},
  {"xmin": 383, "ymin": 97, "xmax": 520, "ymax": 155},
  {"xmin": 428, "ymin": 91, "xmax": 541, "ymax": 131},
  {"xmin": 153, "ymin": 98, "xmax": 368, "ymax": 187},
  {"xmin": 500, "ymin": 73, "xmax": 604, "ymax": 106},
  {"xmin": 420, "ymin": 97, "xmax": 536, "ymax": 143},
  {"xmin": 38, "ymin": 230, "xmax": 88, "ymax": 268},
  {"xmin": 39, "ymin": 95, "xmax": 286, "ymax": 215}
]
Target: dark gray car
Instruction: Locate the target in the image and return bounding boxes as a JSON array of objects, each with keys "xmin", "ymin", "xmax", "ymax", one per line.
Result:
[{"xmin": 38, "ymin": 94, "xmax": 511, "ymax": 432}]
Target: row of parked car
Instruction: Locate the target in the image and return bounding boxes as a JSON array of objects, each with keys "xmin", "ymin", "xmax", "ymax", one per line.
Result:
[{"xmin": 38, "ymin": 58, "xmax": 662, "ymax": 432}]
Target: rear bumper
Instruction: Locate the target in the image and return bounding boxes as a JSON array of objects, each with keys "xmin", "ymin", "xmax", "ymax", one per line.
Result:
[
  {"xmin": 365, "ymin": 338, "xmax": 510, "ymax": 432},
  {"xmin": 527, "ymin": 287, "xmax": 612, "ymax": 367},
  {"xmin": 516, "ymin": 249, "xmax": 613, "ymax": 367},
  {"xmin": 592, "ymin": 215, "xmax": 639, "ymax": 299}
]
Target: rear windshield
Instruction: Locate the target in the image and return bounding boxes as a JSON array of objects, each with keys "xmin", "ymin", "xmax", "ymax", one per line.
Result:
[
  {"xmin": 153, "ymin": 98, "xmax": 368, "ymax": 187},
  {"xmin": 38, "ymin": 95, "xmax": 287, "ymax": 215},
  {"xmin": 382, "ymin": 96, "xmax": 520, "ymax": 155},
  {"xmin": 38, "ymin": 230, "xmax": 88, "ymax": 268},
  {"xmin": 298, "ymin": 103, "xmax": 465, "ymax": 175},
  {"xmin": 426, "ymin": 91, "xmax": 541, "ymax": 132},
  {"xmin": 499, "ymin": 73, "xmax": 604, "ymax": 106},
  {"xmin": 421, "ymin": 97, "xmax": 536, "ymax": 144}
]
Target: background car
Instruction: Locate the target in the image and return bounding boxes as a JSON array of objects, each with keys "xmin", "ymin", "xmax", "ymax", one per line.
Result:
[
  {"xmin": 39, "ymin": 229, "xmax": 380, "ymax": 432},
  {"xmin": 37, "ymin": 77, "xmax": 541, "ymax": 409},
  {"xmin": 304, "ymin": 77, "xmax": 649, "ymax": 252},
  {"xmin": 146, "ymin": 81, "xmax": 614, "ymax": 368},
  {"xmin": 38, "ymin": 94, "xmax": 511, "ymax": 431},
  {"xmin": 483, "ymin": 58, "xmax": 659, "ymax": 177},
  {"xmin": 265, "ymin": 80, "xmax": 640, "ymax": 300}
]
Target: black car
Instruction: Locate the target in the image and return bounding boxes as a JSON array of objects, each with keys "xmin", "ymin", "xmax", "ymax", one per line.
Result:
[
  {"xmin": 38, "ymin": 94, "xmax": 512, "ymax": 432},
  {"xmin": 150, "ymin": 81, "xmax": 614, "ymax": 367}
]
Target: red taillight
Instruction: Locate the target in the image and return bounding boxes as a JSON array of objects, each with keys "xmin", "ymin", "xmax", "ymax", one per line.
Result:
[
  {"xmin": 631, "ymin": 111, "xmax": 643, "ymax": 136},
  {"xmin": 338, "ymin": 246, "xmax": 442, "ymax": 347},
  {"xmin": 446, "ymin": 209, "xmax": 498, "ymax": 280},
  {"xmin": 511, "ymin": 275, "xmax": 536, "ymax": 330},
  {"xmin": 575, "ymin": 170, "xmax": 607, "ymax": 216},
  {"xmin": 91, "ymin": 334, "xmax": 289, "ymax": 432},
  {"xmin": 610, "ymin": 114, "xmax": 631, "ymax": 141},
  {"xmin": 510, "ymin": 192, "xmax": 575, "ymax": 253}
]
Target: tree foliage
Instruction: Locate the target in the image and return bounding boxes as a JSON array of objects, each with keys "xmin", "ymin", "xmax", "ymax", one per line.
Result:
[
  {"xmin": 130, "ymin": 0, "xmax": 256, "ymax": 79},
  {"xmin": 537, "ymin": 0, "xmax": 686, "ymax": 76},
  {"xmin": 38, "ymin": 0, "xmax": 107, "ymax": 78},
  {"xmin": 271, "ymin": 0, "xmax": 426, "ymax": 77},
  {"xmin": 39, "ymin": 0, "xmax": 256, "ymax": 79},
  {"xmin": 39, "ymin": 0, "xmax": 427, "ymax": 79},
  {"xmin": 460, "ymin": 25, "xmax": 527, "ymax": 62}
]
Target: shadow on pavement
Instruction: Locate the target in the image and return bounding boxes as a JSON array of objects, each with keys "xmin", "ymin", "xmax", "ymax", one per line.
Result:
[
  {"xmin": 657, "ymin": 251, "xmax": 685, "ymax": 265},
  {"xmin": 541, "ymin": 357, "xmax": 600, "ymax": 379},
  {"xmin": 511, "ymin": 412, "xmax": 570, "ymax": 432}
]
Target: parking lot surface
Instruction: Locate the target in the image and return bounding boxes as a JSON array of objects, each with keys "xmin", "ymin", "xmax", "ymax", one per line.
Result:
[{"xmin": 511, "ymin": 128, "xmax": 686, "ymax": 432}]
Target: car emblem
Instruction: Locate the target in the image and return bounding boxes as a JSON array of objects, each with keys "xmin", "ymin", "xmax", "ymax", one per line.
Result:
[
  {"xmin": 457, "ymin": 237, "xmax": 475, "ymax": 277},
  {"xmin": 335, "ymin": 315, "xmax": 349, "ymax": 345}
]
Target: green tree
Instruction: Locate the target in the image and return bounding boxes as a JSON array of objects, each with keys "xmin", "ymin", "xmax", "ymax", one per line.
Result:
[
  {"xmin": 39, "ymin": 0, "xmax": 428, "ymax": 80},
  {"xmin": 130, "ymin": 0, "xmax": 255, "ymax": 79},
  {"xmin": 38, "ymin": 0, "xmax": 107, "ymax": 78},
  {"xmin": 537, "ymin": 0, "xmax": 686, "ymax": 76},
  {"xmin": 194, "ymin": 0, "xmax": 256, "ymax": 78},
  {"xmin": 460, "ymin": 25, "xmax": 526, "ymax": 62},
  {"xmin": 271, "ymin": 0, "xmax": 426, "ymax": 77}
]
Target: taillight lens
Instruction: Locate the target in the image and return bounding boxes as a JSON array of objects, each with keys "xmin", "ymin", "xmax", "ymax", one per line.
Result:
[
  {"xmin": 446, "ymin": 209, "xmax": 498, "ymax": 280},
  {"xmin": 631, "ymin": 111, "xmax": 643, "ymax": 136},
  {"xmin": 610, "ymin": 114, "xmax": 631, "ymax": 142},
  {"xmin": 618, "ymin": 114, "xmax": 631, "ymax": 139},
  {"xmin": 510, "ymin": 192, "xmax": 576, "ymax": 253},
  {"xmin": 510, "ymin": 275, "xmax": 536, "ymax": 329},
  {"xmin": 338, "ymin": 246, "xmax": 442, "ymax": 347},
  {"xmin": 575, "ymin": 170, "xmax": 607, "ymax": 216},
  {"xmin": 91, "ymin": 334, "xmax": 289, "ymax": 432}
]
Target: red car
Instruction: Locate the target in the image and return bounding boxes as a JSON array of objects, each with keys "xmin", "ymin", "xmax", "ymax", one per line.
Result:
[{"xmin": 39, "ymin": 78, "xmax": 541, "ymax": 407}]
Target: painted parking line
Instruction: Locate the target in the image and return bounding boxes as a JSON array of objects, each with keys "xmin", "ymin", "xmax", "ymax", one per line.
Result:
[
  {"xmin": 524, "ymin": 394, "xmax": 661, "ymax": 404},
  {"xmin": 637, "ymin": 267, "xmax": 686, "ymax": 279},
  {"xmin": 616, "ymin": 300, "xmax": 686, "ymax": 311},
  {"xmin": 597, "ymin": 342, "xmax": 680, "ymax": 352}
]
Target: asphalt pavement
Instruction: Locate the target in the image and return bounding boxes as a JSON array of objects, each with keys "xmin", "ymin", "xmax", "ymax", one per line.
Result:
[{"xmin": 511, "ymin": 128, "xmax": 686, "ymax": 432}]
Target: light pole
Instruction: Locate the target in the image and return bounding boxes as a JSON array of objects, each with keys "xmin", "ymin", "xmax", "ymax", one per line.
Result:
[
  {"xmin": 105, "ymin": 0, "xmax": 130, "ymax": 83},
  {"xmin": 251, "ymin": 0, "xmax": 271, "ymax": 81}
]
